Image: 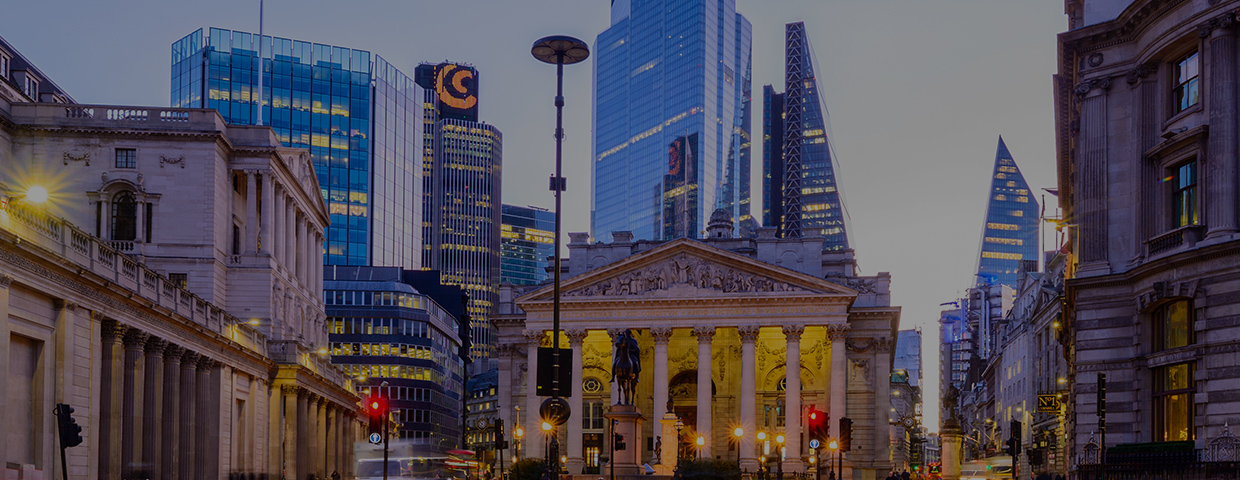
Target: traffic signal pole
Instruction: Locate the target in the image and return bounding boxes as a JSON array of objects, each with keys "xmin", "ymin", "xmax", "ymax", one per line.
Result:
[{"xmin": 384, "ymin": 407, "xmax": 390, "ymax": 480}]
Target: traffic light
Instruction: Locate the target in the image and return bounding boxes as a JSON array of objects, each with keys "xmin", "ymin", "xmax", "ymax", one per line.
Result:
[
  {"xmin": 54, "ymin": 404, "xmax": 83, "ymax": 448},
  {"xmin": 1010, "ymin": 419, "xmax": 1023, "ymax": 455},
  {"xmin": 1004, "ymin": 437, "xmax": 1018, "ymax": 457},
  {"xmin": 839, "ymin": 417, "xmax": 853, "ymax": 452},
  {"xmin": 613, "ymin": 433, "xmax": 626, "ymax": 451},
  {"xmin": 367, "ymin": 394, "xmax": 388, "ymax": 442},
  {"xmin": 806, "ymin": 406, "xmax": 828, "ymax": 441}
]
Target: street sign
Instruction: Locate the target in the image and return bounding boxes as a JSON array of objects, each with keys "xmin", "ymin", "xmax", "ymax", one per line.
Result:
[
  {"xmin": 1037, "ymin": 394, "xmax": 1060, "ymax": 413},
  {"xmin": 809, "ymin": 439, "xmax": 820, "ymax": 449},
  {"xmin": 369, "ymin": 432, "xmax": 382, "ymax": 444}
]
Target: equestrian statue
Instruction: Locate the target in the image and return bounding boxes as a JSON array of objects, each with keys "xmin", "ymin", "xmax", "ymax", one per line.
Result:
[{"xmin": 611, "ymin": 329, "xmax": 642, "ymax": 406}]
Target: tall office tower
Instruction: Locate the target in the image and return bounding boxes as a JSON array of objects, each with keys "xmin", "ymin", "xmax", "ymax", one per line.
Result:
[
  {"xmin": 763, "ymin": 22, "xmax": 849, "ymax": 250},
  {"xmin": 762, "ymin": 86, "xmax": 785, "ymax": 233},
  {"xmin": 500, "ymin": 204, "xmax": 555, "ymax": 286},
  {"xmin": 592, "ymin": 0, "xmax": 752, "ymax": 242},
  {"xmin": 976, "ymin": 136, "xmax": 1039, "ymax": 287},
  {"xmin": 414, "ymin": 63, "xmax": 502, "ymax": 364},
  {"xmin": 170, "ymin": 28, "xmax": 425, "ymax": 268},
  {"xmin": 894, "ymin": 329, "xmax": 922, "ymax": 387}
]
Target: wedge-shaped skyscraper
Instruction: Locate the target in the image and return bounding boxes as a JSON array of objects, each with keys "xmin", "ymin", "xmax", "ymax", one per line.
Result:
[{"xmin": 976, "ymin": 137, "xmax": 1039, "ymax": 287}]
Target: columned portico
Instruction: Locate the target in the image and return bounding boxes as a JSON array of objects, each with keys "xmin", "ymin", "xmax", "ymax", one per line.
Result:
[{"xmin": 494, "ymin": 238, "xmax": 900, "ymax": 478}]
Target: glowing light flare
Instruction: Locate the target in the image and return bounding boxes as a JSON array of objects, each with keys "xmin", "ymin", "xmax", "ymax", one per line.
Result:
[
  {"xmin": 757, "ymin": 432, "xmax": 767, "ymax": 441},
  {"xmin": 733, "ymin": 427, "xmax": 744, "ymax": 438},
  {"xmin": 542, "ymin": 421, "xmax": 552, "ymax": 432},
  {"xmin": 695, "ymin": 436, "xmax": 705, "ymax": 446},
  {"xmin": 829, "ymin": 440, "xmax": 838, "ymax": 450},
  {"xmin": 776, "ymin": 434, "xmax": 785, "ymax": 444},
  {"xmin": 25, "ymin": 186, "xmax": 49, "ymax": 204}
]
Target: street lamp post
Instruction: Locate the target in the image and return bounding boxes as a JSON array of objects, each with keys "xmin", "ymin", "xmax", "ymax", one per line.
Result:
[
  {"xmin": 733, "ymin": 428, "xmax": 744, "ymax": 469},
  {"xmin": 674, "ymin": 420, "xmax": 685, "ymax": 475},
  {"xmin": 828, "ymin": 439, "xmax": 839, "ymax": 480},
  {"xmin": 757, "ymin": 432, "xmax": 768, "ymax": 480},
  {"xmin": 531, "ymin": 34, "xmax": 588, "ymax": 480},
  {"xmin": 775, "ymin": 435, "xmax": 785, "ymax": 480}
]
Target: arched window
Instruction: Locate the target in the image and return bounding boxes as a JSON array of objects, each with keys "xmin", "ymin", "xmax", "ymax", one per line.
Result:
[{"xmin": 111, "ymin": 192, "xmax": 137, "ymax": 241}]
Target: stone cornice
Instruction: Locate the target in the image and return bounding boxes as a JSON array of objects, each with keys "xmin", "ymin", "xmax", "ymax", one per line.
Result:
[{"xmin": 1059, "ymin": 0, "xmax": 1191, "ymax": 52}]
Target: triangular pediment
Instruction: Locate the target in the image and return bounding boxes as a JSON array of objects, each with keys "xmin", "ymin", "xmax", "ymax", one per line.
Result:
[{"xmin": 517, "ymin": 238, "xmax": 857, "ymax": 304}]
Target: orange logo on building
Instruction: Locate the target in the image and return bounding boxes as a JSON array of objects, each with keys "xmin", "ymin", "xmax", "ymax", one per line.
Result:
[{"xmin": 436, "ymin": 64, "xmax": 477, "ymax": 110}]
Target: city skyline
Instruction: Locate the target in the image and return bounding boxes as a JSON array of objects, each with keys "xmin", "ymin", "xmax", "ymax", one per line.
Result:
[{"xmin": 0, "ymin": 0, "xmax": 1068, "ymax": 434}]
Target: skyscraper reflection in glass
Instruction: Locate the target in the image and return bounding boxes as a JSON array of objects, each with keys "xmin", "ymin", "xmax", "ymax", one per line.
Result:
[
  {"xmin": 500, "ymin": 204, "xmax": 555, "ymax": 286},
  {"xmin": 171, "ymin": 28, "xmax": 425, "ymax": 269},
  {"xmin": 976, "ymin": 137, "xmax": 1039, "ymax": 287},
  {"xmin": 592, "ymin": 0, "xmax": 752, "ymax": 241},
  {"xmin": 763, "ymin": 22, "xmax": 848, "ymax": 251}
]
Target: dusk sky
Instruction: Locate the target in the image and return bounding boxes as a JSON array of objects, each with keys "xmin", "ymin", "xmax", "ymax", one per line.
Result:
[{"xmin": 3, "ymin": 0, "xmax": 1068, "ymax": 430}]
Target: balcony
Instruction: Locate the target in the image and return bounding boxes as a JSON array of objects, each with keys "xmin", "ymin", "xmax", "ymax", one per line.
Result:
[{"xmin": 1147, "ymin": 225, "xmax": 1206, "ymax": 258}]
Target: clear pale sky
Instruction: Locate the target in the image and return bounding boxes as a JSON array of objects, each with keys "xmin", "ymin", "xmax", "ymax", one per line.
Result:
[{"xmin": 3, "ymin": 0, "xmax": 1067, "ymax": 432}]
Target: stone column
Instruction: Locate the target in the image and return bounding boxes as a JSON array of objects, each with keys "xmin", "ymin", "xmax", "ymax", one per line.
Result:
[
  {"xmin": 246, "ymin": 170, "xmax": 259, "ymax": 254},
  {"xmin": 297, "ymin": 391, "xmax": 311, "ymax": 479},
  {"xmin": 826, "ymin": 324, "xmax": 849, "ymax": 427},
  {"xmin": 940, "ymin": 421, "xmax": 964, "ymax": 480},
  {"xmin": 196, "ymin": 358, "xmax": 216, "ymax": 480},
  {"xmin": 693, "ymin": 326, "xmax": 716, "ymax": 458},
  {"xmin": 1206, "ymin": 23, "xmax": 1239, "ymax": 239},
  {"xmin": 283, "ymin": 386, "xmax": 301, "ymax": 480},
  {"xmin": 738, "ymin": 325, "xmax": 761, "ymax": 472},
  {"xmin": 326, "ymin": 405, "xmax": 338, "ymax": 477},
  {"xmin": 261, "ymin": 172, "xmax": 274, "ymax": 254},
  {"xmin": 874, "ymin": 338, "xmax": 894, "ymax": 471},
  {"xmin": 99, "ymin": 319, "xmax": 127, "ymax": 480},
  {"xmin": 121, "ymin": 329, "xmax": 148, "ymax": 479},
  {"xmin": 0, "ymin": 276, "xmax": 10, "ymax": 469},
  {"xmin": 522, "ymin": 330, "xmax": 545, "ymax": 459},
  {"xmin": 1076, "ymin": 80, "xmax": 1111, "ymax": 272},
  {"xmin": 135, "ymin": 198, "xmax": 146, "ymax": 243},
  {"xmin": 273, "ymin": 186, "xmax": 284, "ymax": 263},
  {"xmin": 782, "ymin": 325, "xmax": 805, "ymax": 472},
  {"xmin": 141, "ymin": 337, "xmax": 167, "ymax": 479},
  {"xmin": 565, "ymin": 329, "xmax": 590, "ymax": 474},
  {"xmin": 179, "ymin": 352, "xmax": 200, "ymax": 480},
  {"xmin": 650, "ymin": 328, "xmax": 673, "ymax": 418},
  {"xmin": 162, "ymin": 345, "xmax": 184, "ymax": 480},
  {"xmin": 497, "ymin": 345, "xmax": 515, "ymax": 459},
  {"xmin": 286, "ymin": 198, "xmax": 297, "ymax": 276},
  {"xmin": 318, "ymin": 397, "xmax": 329, "ymax": 477}
]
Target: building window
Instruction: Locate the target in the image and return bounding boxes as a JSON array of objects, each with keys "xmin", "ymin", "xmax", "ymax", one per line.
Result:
[
  {"xmin": 1174, "ymin": 51, "xmax": 1199, "ymax": 114},
  {"xmin": 1172, "ymin": 161, "xmax": 1198, "ymax": 228},
  {"xmin": 1153, "ymin": 362, "xmax": 1194, "ymax": 442},
  {"xmin": 0, "ymin": 52, "xmax": 9, "ymax": 79},
  {"xmin": 115, "ymin": 148, "xmax": 137, "ymax": 169},
  {"xmin": 23, "ymin": 76, "xmax": 38, "ymax": 99},
  {"xmin": 1154, "ymin": 299, "xmax": 1193, "ymax": 351},
  {"xmin": 111, "ymin": 192, "xmax": 138, "ymax": 241},
  {"xmin": 169, "ymin": 273, "xmax": 188, "ymax": 289}
]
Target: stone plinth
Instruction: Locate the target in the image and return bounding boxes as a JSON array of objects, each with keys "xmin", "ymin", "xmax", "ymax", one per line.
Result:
[
  {"xmin": 604, "ymin": 404, "xmax": 646, "ymax": 476},
  {"xmin": 940, "ymin": 422, "xmax": 963, "ymax": 480},
  {"xmin": 655, "ymin": 413, "xmax": 679, "ymax": 475}
]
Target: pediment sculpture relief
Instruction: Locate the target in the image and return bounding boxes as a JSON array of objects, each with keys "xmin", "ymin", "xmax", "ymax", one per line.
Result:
[{"xmin": 563, "ymin": 253, "xmax": 804, "ymax": 297}]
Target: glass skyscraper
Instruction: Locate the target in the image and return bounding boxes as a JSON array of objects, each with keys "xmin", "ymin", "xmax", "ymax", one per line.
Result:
[
  {"xmin": 592, "ymin": 0, "xmax": 752, "ymax": 242},
  {"xmin": 414, "ymin": 63, "xmax": 503, "ymax": 364},
  {"xmin": 500, "ymin": 204, "xmax": 555, "ymax": 286},
  {"xmin": 763, "ymin": 22, "xmax": 849, "ymax": 250},
  {"xmin": 170, "ymin": 28, "xmax": 425, "ymax": 269},
  {"xmin": 976, "ymin": 137, "xmax": 1039, "ymax": 287}
]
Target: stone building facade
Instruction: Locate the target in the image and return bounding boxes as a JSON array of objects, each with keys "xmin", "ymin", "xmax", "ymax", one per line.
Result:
[
  {"xmin": 1057, "ymin": 0, "xmax": 1240, "ymax": 475},
  {"xmin": 493, "ymin": 219, "xmax": 901, "ymax": 480},
  {"xmin": 0, "ymin": 40, "xmax": 362, "ymax": 478}
]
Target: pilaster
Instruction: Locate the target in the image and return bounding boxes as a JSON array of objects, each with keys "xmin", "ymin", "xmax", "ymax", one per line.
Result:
[
  {"xmin": 693, "ymin": 326, "xmax": 716, "ymax": 458},
  {"xmin": 565, "ymin": 329, "xmax": 590, "ymax": 473},
  {"xmin": 737, "ymin": 325, "xmax": 761, "ymax": 472},
  {"xmin": 782, "ymin": 325, "xmax": 805, "ymax": 473}
]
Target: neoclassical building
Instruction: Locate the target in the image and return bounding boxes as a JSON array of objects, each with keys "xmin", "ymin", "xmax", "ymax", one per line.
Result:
[
  {"xmin": 493, "ymin": 216, "xmax": 901, "ymax": 479},
  {"xmin": 1057, "ymin": 0, "xmax": 1240, "ymax": 475},
  {"xmin": 1, "ymin": 35, "xmax": 361, "ymax": 480}
]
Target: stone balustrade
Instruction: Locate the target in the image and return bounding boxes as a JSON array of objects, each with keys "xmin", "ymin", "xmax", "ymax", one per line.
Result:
[{"xmin": 9, "ymin": 103, "xmax": 226, "ymax": 132}]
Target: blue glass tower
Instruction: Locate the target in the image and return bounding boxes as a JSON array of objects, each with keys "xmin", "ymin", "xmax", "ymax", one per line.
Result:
[
  {"xmin": 976, "ymin": 137, "xmax": 1039, "ymax": 287},
  {"xmin": 764, "ymin": 22, "xmax": 849, "ymax": 250},
  {"xmin": 592, "ymin": 0, "xmax": 752, "ymax": 241},
  {"xmin": 500, "ymin": 204, "xmax": 555, "ymax": 286},
  {"xmin": 171, "ymin": 28, "xmax": 425, "ymax": 269}
]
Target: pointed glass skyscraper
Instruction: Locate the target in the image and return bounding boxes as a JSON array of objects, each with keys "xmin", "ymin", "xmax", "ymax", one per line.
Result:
[
  {"xmin": 592, "ymin": 0, "xmax": 752, "ymax": 241},
  {"xmin": 763, "ymin": 22, "xmax": 848, "ymax": 250},
  {"xmin": 976, "ymin": 137, "xmax": 1040, "ymax": 287}
]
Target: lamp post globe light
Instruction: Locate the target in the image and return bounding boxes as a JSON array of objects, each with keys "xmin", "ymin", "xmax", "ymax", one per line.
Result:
[
  {"xmin": 733, "ymin": 428, "xmax": 744, "ymax": 469},
  {"xmin": 530, "ymin": 34, "xmax": 588, "ymax": 480}
]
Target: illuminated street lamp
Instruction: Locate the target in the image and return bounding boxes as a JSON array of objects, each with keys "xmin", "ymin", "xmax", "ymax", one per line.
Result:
[
  {"xmin": 828, "ymin": 440, "xmax": 839, "ymax": 480},
  {"xmin": 696, "ymin": 435, "xmax": 706, "ymax": 459},
  {"xmin": 25, "ymin": 186, "xmax": 49, "ymax": 204},
  {"xmin": 733, "ymin": 428, "xmax": 744, "ymax": 468},
  {"xmin": 775, "ymin": 434, "xmax": 785, "ymax": 480}
]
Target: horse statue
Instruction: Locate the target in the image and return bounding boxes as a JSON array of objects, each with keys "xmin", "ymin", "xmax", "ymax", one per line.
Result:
[{"xmin": 611, "ymin": 329, "xmax": 642, "ymax": 406}]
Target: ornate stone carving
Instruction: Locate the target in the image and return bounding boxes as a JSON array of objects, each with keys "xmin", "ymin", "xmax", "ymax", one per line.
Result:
[
  {"xmin": 522, "ymin": 329, "xmax": 546, "ymax": 347},
  {"xmin": 782, "ymin": 324, "xmax": 805, "ymax": 341},
  {"xmin": 846, "ymin": 278, "xmax": 877, "ymax": 294},
  {"xmin": 123, "ymin": 329, "xmax": 149, "ymax": 348},
  {"xmin": 0, "ymin": 274, "xmax": 13, "ymax": 289},
  {"xmin": 873, "ymin": 337, "xmax": 894, "ymax": 353},
  {"xmin": 1126, "ymin": 62, "xmax": 1159, "ymax": 85},
  {"xmin": 163, "ymin": 343, "xmax": 185, "ymax": 362},
  {"xmin": 693, "ymin": 326, "xmax": 716, "ymax": 342},
  {"xmin": 101, "ymin": 318, "xmax": 127, "ymax": 340},
  {"xmin": 180, "ymin": 351, "xmax": 200, "ymax": 367},
  {"xmin": 281, "ymin": 384, "xmax": 302, "ymax": 396},
  {"xmin": 63, "ymin": 151, "xmax": 91, "ymax": 166},
  {"xmin": 649, "ymin": 327, "xmax": 674, "ymax": 344},
  {"xmin": 144, "ymin": 337, "xmax": 168, "ymax": 355},
  {"xmin": 565, "ymin": 329, "xmax": 590, "ymax": 346},
  {"xmin": 1198, "ymin": 11, "xmax": 1236, "ymax": 38},
  {"xmin": 159, "ymin": 155, "xmax": 186, "ymax": 168},
  {"xmin": 737, "ymin": 325, "xmax": 761, "ymax": 342},
  {"xmin": 826, "ymin": 323, "xmax": 851, "ymax": 341},
  {"xmin": 848, "ymin": 359, "xmax": 871, "ymax": 386},
  {"xmin": 1087, "ymin": 52, "xmax": 1104, "ymax": 67},
  {"xmin": 1074, "ymin": 76, "xmax": 1112, "ymax": 98},
  {"xmin": 197, "ymin": 355, "xmax": 216, "ymax": 370},
  {"xmin": 562, "ymin": 253, "xmax": 803, "ymax": 297},
  {"xmin": 54, "ymin": 299, "xmax": 77, "ymax": 311}
]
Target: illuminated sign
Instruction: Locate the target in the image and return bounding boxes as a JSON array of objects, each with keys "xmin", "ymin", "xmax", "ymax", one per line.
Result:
[
  {"xmin": 434, "ymin": 63, "xmax": 479, "ymax": 122},
  {"xmin": 1037, "ymin": 394, "xmax": 1060, "ymax": 413}
]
